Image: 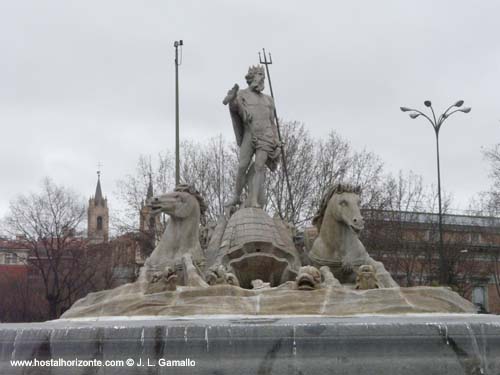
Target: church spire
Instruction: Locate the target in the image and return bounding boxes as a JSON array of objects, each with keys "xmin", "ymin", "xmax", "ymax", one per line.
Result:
[
  {"xmin": 94, "ymin": 170, "xmax": 104, "ymax": 206},
  {"xmin": 146, "ymin": 173, "xmax": 154, "ymax": 200},
  {"xmin": 139, "ymin": 172, "xmax": 161, "ymax": 242},
  {"xmin": 88, "ymin": 165, "xmax": 109, "ymax": 244}
]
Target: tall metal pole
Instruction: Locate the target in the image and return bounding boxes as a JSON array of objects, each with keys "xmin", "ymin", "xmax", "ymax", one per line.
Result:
[
  {"xmin": 434, "ymin": 128, "xmax": 446, "ymax": 285},
  {"xmin": 259, "ymin": 48, "xmax": 296, "ymax": 219},
  {"xmin": 174, "ymin": 40, "xmax": 183, "ymax": 186},
  {"xmin": 401, "ymin": 100, "xmax": 471, "ymax": 285}
]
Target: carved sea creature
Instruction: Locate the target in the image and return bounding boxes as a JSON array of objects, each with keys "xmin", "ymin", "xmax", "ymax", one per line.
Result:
[
  {"xmin": 355, "ymin": 265, "xmax": 380, "ymax": 290},
  {"xmin": 144, "ymin": 266, "xmax": 178, "ymax": 294},
  {"xmin": 205, "ymin": 264, "xmax": 240, "ymax": 287},
  {"xmin": 296, "ymin": 266, "xmax": 322, "ymax": 290},
  {"xmin": 225, "ymin": 272, "xmax": 240, "ymax": 286},
  {"xmin": 295, "ymin": 265, "xmax": 342, "ymax": 290},
  {"xmin": 206, "ymin": 265, "xmax": 226, "ymax": 285},
  {"xmin": 308, "ymin": 184, "xmax": 398, "ymax": 288}
]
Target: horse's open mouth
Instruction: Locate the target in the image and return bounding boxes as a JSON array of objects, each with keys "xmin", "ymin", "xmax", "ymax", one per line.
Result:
[
  {"xmin": 350, "ymin": 225, "xmax": 363, "ymax": 234},
  {"xmin": 150, "ymin": 206, "xmax": 163, "ymax": 214}
]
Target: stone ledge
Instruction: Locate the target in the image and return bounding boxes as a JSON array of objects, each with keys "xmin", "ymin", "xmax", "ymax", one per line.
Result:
[{"xmin": 1, "ymin": 315, "xmax": 500, "ymax": 374}]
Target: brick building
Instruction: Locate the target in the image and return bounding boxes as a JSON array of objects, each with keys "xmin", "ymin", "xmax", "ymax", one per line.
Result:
[
  {"xmin": 0, "ymin": 239, "xmax": 35, "ymax": 321},
  {"xmin": 0, "ymin": 238, "xmax": 30, "ymax": 278},
  {"xmin": 361, "ymin": 209, "xmax": 500, "ymax": 313},
  {"xmin": 301, "ymin": 209, "xmax": 500, "ymax": 313}
]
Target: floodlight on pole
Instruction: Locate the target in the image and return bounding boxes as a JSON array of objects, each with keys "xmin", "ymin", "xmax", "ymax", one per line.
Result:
[{"xmin": 400, "ymin": 100, "xmax": 471, "ymax": 285}]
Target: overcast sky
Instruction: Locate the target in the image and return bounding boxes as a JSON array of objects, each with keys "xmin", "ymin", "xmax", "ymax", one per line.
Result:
[{"xmin": 1, "ymin": 0, "xmax": 499, "ymax": 218}]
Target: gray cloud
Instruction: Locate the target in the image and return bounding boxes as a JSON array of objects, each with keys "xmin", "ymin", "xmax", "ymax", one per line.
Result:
[{"xmin": 1, "ymin": 0, "xmax": 499, "ymax": 217}]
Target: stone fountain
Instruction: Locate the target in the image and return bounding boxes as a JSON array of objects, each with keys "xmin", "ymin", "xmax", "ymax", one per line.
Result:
[{"xmin": 1, "ymin": 65, "xmax": 499, "ymax": 375}]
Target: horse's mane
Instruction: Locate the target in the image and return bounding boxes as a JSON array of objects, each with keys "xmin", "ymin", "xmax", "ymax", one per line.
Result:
[
  {"xmin": 312, "ymin": 183, "xmax": 361, "ymax": 230},
  {"xmin": 175, "ymin": 184, "xmax": 208, "ymax": 219}
]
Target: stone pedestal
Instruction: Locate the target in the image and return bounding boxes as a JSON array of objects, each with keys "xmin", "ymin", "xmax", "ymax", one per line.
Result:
[{"xmin": 2, "ymin": 315, "xmax": 500, "ymax": 374}]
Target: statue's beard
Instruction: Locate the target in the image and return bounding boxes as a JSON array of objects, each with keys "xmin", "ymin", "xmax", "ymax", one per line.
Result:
[{"xmin": 250, "ymin": 80, "xmax": 265, "ymax": 92}]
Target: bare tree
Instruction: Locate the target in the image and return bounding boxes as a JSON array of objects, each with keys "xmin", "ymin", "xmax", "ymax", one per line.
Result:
[
  {"xmin": 469, "ymin": 144, "xmax": 500, "ymax": 216},
  {"xmin": 266, "ymin": 122, "xmax": 386, "ymax": 226},
  {"xmin": 180, "ymin": 136, "xmax": 237, "ymax": 222},
  {"xmin": 363, "ymin": 171, "xmax": 430, "ymax": 284},
  {"xmin": 117, "ymin": 125, "xmax": 389, "ymax": 229},
  {"xmin": 115, "ymin": 136, "xmax": 237, "ymax": 228},
  {"xmin": 361, "ymin": 170, "xmax": 464, "ymax": 287},
  {"xmin": 114, "ymin": 151, "xmax": 175, "ymax": 230},
  {"xmin": 3, "ymin": 178, "xmax": 110, "ymax": 319},
  {"xmin": 0, "ymin": 268, "xmax": 46, "ymax": 322},
  {"xmin": 266, "ymin": 121, "xmax": 317, "ymax": 224},
  {"xmin": 484, "ymin": 144, "xmax": 500, "ymax": 186}
]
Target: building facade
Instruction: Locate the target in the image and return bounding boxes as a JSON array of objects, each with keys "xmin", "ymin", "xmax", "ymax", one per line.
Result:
[
  {"xmin": 361, "ymin": 209, "xmax": 500, "ymax": 313},
  {"xmin": 300, "ymin": 209, "xmax": 500, "ymax": 313},
  {"xmin": 0, "ymin": 238, "xmax": 29, "ymax": 269}
]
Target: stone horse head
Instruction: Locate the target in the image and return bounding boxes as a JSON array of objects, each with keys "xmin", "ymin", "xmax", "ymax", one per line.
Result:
[
  {"xmin": 142, "ymin": 184, "xmax": 207, "ymax": 279},
  {"xmin": 309, "ymin": 183, "xmax": 398, "ymax": 288},
  {"xmin": 149, "ymin": 184, "xmax": 206, "ymax": 223},
  {"xmin": 309, "ymin": 184, "xmax": 366, "ymax": 264},
  {"xmin": 313, "ymin": 184, "xmax": 364, "ymax": 235}
]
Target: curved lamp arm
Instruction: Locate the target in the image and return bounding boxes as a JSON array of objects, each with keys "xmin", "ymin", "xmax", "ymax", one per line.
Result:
[{"xmin": 402, "ymin": 107, "xmax": 436, "ymax": 130}]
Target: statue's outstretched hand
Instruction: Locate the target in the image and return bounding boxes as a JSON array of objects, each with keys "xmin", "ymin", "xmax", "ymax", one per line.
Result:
[{"xmin": 223, "ymin": 84, "xmax": 239, "ymax": 105}]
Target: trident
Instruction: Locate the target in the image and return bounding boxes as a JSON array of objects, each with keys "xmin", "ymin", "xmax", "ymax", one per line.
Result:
[{"xmin": 259, "ymin": 48, "xmax": 296, "ymax": 220}]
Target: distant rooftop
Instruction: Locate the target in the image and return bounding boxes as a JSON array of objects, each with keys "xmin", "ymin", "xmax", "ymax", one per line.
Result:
[
  {"xmin": 363, "ymin": 209, "xmax": 500, "ymax": 228},
  {"xmin": 0, "ymin": 239, "xmax": 30, "ymax": 250}
]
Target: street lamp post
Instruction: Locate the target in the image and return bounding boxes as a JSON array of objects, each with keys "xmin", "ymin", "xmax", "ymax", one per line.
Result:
[{"xmin": 400, "ymin": 100, "xmax": 471, "ymax": 285}]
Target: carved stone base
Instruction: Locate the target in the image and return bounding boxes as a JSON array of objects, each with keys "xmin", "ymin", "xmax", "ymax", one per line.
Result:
[{"xmin": 61, "ymin": 282, "xmax": 476, "ymax": 318}]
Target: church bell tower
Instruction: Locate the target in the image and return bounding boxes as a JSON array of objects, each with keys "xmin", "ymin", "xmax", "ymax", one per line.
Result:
[
  {"xmin": 140, "ymin": 174, "xmax": 161, "ymax": 236},
  {"xmin": 88, "ymin": 171, "xmax": 109, "ymax": 243}
]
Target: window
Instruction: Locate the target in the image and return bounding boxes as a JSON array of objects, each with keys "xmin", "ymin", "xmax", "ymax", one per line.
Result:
[
  {"xmin": 5, "ymin": 252, "xmax": 18, "ymax": 265},
  {"xmin": 97, "ymin": 216, "xmax": 103, "ymax": 231},
  {"xmin": 472, "ymin": 286, "xmax": 487, "ymax": 312},
  {"xmin": 428, "ymin": 229, "xmax": 439, "ymax": 242},
  {"xmin": 471, "ymin": 232, "xmax": 481, "ymax": 244}
]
